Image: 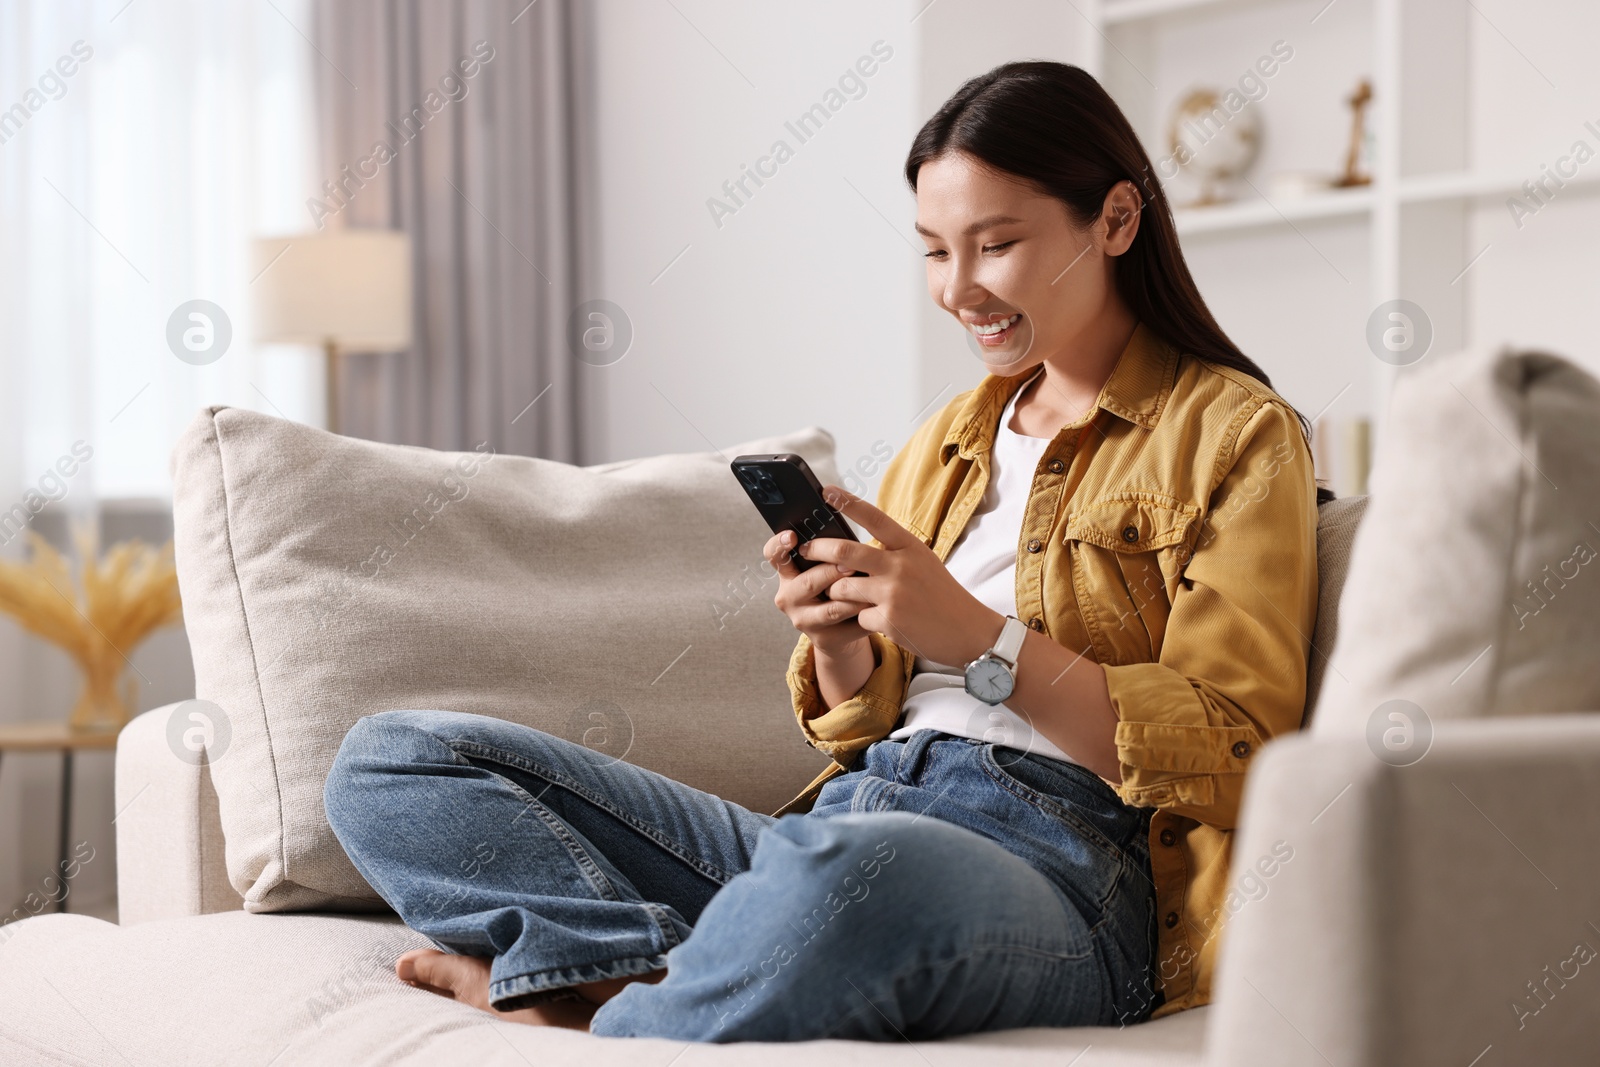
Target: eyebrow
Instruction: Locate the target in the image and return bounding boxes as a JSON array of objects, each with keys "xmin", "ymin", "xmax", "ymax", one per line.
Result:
[{"xmin": 912, "ymin": 214, "xmax": 1026, "ymax": 239}]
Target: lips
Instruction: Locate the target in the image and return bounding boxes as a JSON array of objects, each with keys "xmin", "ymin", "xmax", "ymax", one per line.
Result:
[{"xmin": 969, "ymin": 313, "xmax": 1022, "ymax": 346}]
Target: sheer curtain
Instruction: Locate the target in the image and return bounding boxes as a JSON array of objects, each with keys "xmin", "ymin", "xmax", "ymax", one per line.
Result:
[
  {"xmin": 0, "ymin": 0, "xmax": 321, "ymax": 506},
  {"xmin": 311, "ymin": 0, "xmax": 590, "ymax": 460},
  {"xmin": 0, "ymin": 0, "xmax": 319, "ymax": 914}
]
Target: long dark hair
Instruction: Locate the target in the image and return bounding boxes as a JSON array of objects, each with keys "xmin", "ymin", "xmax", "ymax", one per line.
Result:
[{"xmin": 905, "ymin": 60, "xmax": 1334, "ymax": 505}]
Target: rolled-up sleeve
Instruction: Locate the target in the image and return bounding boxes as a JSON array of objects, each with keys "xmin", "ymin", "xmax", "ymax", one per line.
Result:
[
  {"xmin": 1101, "ymin": 400, "xmax": 1319, "ymax": 828},
  {"xmin": 787, "ymin": 630, "xmax": 915, "ymax": 768}
]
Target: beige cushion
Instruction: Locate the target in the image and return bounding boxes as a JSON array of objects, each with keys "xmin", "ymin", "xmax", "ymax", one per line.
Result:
[
  {"xmin": 171, "ymin": 409, "xmax": 835, "ymax": 912},
  {"xmin": 1312, "ymin": 346, "xmax": 1600, "ymax": 738},
  {"xmin": 1300, "ymin": 495, "xmax": 1368, "ymax": 727}
]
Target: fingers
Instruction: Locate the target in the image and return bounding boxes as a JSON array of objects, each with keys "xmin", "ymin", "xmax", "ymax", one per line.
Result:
[
  {"xmin": 783, "ymin": 558, "xmax": 849, "ymax": 603},
  {"xmin": 768, "ymin": 526, "xmax": 879, "ymax": 637},
  {"xmin": 825, "ymin": 575, "xmax": 879, "ymax": 605},
  {"xmin": 820, "ymin": 486, "xmax": 920, "ymax": 550},
  {"xmin": 763, "ymin": 530, "xmax": 802, "ymax": 579},
  {"xmin": 789, "ymin": 598, "xmax": 871, "ymax": 631},
  {"xmin": 798, "ymin": 536, "xmax": 884, "ymax": 572}
]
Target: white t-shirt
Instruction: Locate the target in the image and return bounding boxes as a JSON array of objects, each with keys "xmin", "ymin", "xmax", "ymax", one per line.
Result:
[{"xmin": 886, "ymin": 368, "xmax": 1078, "ymax": 765}]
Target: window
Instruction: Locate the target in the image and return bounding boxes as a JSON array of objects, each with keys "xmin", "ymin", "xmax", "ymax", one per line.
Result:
[{"xmin": 0, "ymin": 0, "xmax": 321, "ymax": 504}]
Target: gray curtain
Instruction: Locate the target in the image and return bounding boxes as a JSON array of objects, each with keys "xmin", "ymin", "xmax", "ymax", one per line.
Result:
[{"xmin": 311, "ymin": 0, "xmax": 593, "ymax": 461}]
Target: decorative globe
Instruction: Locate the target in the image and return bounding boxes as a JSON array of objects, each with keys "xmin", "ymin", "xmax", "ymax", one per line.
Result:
[{"xmin": 1167, "ymin": 88, "xmax": 1262, "ymax": 206}]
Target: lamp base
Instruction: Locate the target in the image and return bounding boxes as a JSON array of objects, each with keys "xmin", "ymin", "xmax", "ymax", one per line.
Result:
[{"xmin": 324, "ymin": 338, "xmax": 339, "ymax": 436}]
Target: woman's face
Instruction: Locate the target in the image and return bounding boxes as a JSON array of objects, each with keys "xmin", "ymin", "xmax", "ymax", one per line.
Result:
[{"xmin": 914, "ymin": 150, "xmax": 1134, "ymax": 377}]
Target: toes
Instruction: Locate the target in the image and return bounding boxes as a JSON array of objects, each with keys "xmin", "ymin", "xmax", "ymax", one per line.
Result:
[
  {"xmin": 395, "ymin": 948, "xmax": 440, "ymax": 985},
  {"xmin": 397, "ymin": 949, "xmax": 469, "ymax": 1000}
]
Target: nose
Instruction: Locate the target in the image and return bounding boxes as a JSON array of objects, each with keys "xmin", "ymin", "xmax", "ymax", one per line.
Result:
[{"xmin": 933, "ymin": 250, "xmax": 989, "ymax": 314}]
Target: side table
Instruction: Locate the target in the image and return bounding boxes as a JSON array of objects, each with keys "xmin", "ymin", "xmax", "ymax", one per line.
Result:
[{"xmin": 0, "ymin": 722, "xmax": 120, "ymax": 914}]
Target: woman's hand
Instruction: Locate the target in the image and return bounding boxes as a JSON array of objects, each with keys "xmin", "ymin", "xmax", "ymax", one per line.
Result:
[
  {"xmin": 763, "ymin": 529, "xmax": 871, "ymax": 657},
  {"xmin": 792, "ymin": 487, "xmax": 1120, "ymax": 779},
  {"xmin": 798, "ymin": 485, "xmax": 1005, "ymax": 670},
  {"xmin": 765, "ymin": 524, "xmax": 881, "ymax": 712}
]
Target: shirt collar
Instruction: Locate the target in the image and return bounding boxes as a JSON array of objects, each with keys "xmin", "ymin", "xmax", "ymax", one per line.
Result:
[{"xmin": 939, "ymin": 321, "xmax": 1180, "ymax": 463}]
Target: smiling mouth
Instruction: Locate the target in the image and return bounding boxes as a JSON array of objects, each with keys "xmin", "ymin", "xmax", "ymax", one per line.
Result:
[{"xmin": 969, "ymin": 313, "xmax": 1022, "ymax": 345}]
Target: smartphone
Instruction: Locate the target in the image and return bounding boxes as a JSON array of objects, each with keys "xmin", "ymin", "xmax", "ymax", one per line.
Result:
[{"xmin": 730, "ymin": 453, "xmax": 859, "ymax": 572}]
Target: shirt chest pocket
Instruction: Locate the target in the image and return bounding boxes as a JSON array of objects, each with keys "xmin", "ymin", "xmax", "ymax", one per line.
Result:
[{"xmin": 1062, "ymin": 493, "xmax": 1201, "ymax": 665}]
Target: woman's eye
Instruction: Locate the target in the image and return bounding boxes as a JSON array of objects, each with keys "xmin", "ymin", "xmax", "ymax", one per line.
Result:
[{"xmin": 928, "ymin": 241, "xmax": 1011, "ymax": 260}]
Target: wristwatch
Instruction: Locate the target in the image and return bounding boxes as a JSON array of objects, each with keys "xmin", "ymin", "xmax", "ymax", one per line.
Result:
[{"xmin": 964, "ymin": 615, "xmax": 1027, "ymax": 705}]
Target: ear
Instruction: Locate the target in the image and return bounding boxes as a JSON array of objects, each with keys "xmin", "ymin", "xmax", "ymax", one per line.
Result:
[{"xmin": 1099, "ymin": 180, "xmax": 1143, "ymax": 257}]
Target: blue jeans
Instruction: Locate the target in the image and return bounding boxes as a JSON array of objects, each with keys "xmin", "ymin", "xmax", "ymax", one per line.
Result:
[{"xmin": 324, "ymin": 710, "xmax": 1159, "ymax": 1042}]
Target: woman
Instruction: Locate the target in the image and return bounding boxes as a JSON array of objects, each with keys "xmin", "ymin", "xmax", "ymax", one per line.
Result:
[{"xmin": 324, "ymin": 60, "xmax": 1322, "ymax": 1043}]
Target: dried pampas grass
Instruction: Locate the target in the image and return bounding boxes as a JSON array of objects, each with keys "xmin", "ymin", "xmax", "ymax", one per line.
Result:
[{"xmin": 0, "ymin": 529, "xmax": 183, "ymax": 730}]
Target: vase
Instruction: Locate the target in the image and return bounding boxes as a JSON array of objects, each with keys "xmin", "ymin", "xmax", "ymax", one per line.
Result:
[{"xmin": 68, "ymin": 656, "xmax": 136, "ymax": 733}]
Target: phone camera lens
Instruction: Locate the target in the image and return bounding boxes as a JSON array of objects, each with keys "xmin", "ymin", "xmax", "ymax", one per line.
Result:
[{"xmin": 737, "ymin": 466, "xmax": 785, "ymax": 506}]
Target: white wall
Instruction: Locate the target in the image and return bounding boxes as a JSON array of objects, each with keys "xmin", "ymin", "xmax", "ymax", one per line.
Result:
[
  {"xmin": 1466, "ymin": 0, "xmax": 1600, "ymax": 371},
  {"xmin": 582, "ymin": 0, "xmax": 924, "ymax": 490}
]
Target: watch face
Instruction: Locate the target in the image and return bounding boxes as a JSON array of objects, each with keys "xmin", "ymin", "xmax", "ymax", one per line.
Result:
[{"xmin": 965, "ymin": 657, "xmax": 1015, "ymax": 705}]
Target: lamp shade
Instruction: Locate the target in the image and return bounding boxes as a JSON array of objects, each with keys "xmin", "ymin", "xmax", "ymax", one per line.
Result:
[{"xmin": 252, "ymin": 231, "xmax": 413, "ymax": 351}]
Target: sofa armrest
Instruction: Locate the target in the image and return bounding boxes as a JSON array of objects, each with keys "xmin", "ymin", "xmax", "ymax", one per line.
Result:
[
  {"xmin": 115, "ymin": 704, "xmax": 240, "ymax": 924},
  {"xmin": 1206, "ymin": 715, "xmax": 1600, "ymax": 1067}
]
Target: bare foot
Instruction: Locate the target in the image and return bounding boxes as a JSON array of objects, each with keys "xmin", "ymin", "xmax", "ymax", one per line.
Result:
[
  {"xmin": 396, "ymin": 949, "xmax": 594, "ymax": 1029},
  {"xmin": 394, "ymin": 949, "xmax": 668, "ymax": 1028},
  {"xmin": 571, "ymin": 968, "xmax": 668, "ymax": 1005}
]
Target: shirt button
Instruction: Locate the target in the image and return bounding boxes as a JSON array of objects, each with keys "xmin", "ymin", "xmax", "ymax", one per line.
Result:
[
  {"xmin": 1028, "ymin": 617, "xmax": 1045, "ymax": 632},
  {"xmin": 1160, "ymin": 828, "xmax": 1177, "ymax": 847},
  {"xmin": 1047, "ymin": 458, "xmax": 1065, "ymax": 474},
  {"xmin": 1122, "ymin": 524, "xmax": 1139, "ymax": 543},
  {"xmin": 1164, "ymin": 911, "xmax": 1180, "ymax": 929},
  {"xmin": 1026, "ymin": 538, "xmax": 1042, "ymax": 553},
  {"xmin": 1232, "ymin": 741, "xmax": 1251, "ymax": 759}
]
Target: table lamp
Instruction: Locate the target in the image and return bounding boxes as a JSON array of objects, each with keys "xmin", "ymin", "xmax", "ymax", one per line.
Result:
[{"xmin": 252, "ymin": 230, "xmax": 413, "ymax": 435}]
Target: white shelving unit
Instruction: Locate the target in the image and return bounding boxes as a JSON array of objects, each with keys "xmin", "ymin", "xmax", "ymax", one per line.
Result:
[
  {"xmin": 1103, "ymin": 0, "xmax": 1278, "ymax": 24},
  {"xmin": 1168, "ymin": 170, "xmax": 1600, "ymax": 236},
  {"xmin": 1173, "ymin": 186, "xmax": 1373, "ymax": 236},
  {"xmin": 1077, "ymin": 0, "xmax": 1600, "ymax": 492}
]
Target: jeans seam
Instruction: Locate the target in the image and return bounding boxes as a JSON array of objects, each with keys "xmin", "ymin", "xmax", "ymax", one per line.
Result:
[
  {"xmin": 483, "ymin": 785, "xmax": 686, "ymax": 995},
  {"xmin": 943, "ymin": 938, "xmax": 1095, "ymax": 963},
  {"xmin": 641, "ymin": 901, "xmax": 684, "ymax": 954},
  {"xmin": 508, "ymin": 778, "xmax": 627, "ymax": 904},
  {"xmin": 977, "ymin": 747, "xmax": 1133, "ymax": 881},
  {"xmin": 1084, "ymin": 845, "xmax": 1157, "ymax": 1010},
  {"xmin": 487, "ymin": 779, "xmax": 688, "ymax": 985},
  {"xmin": 490, "ymin": 953, "xmax": 671, "ymax": 1007},
  {"xmin": 447, "ymin": 738, "xmax": 742, "ymax": 885},
  {"xmin": 847, "ymin": 773, "xmax": 885, "ymax": 814}
]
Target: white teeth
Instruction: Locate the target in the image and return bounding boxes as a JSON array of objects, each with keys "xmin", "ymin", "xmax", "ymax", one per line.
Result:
[{"xmin": 972, "ymin": 314, "xmax": 1021, "ymax": 336}]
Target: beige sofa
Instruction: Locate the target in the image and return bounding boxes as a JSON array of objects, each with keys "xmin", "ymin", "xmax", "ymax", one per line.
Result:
[{"xmin": 3, "ymin": 345, "xmax": 1597, "ymax": 1066}]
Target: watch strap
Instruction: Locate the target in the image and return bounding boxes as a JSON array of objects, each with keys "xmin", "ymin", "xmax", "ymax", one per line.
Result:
[{"xmin": 991, "ymin": 615, "xmax": 1027, "ymax": 667}]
